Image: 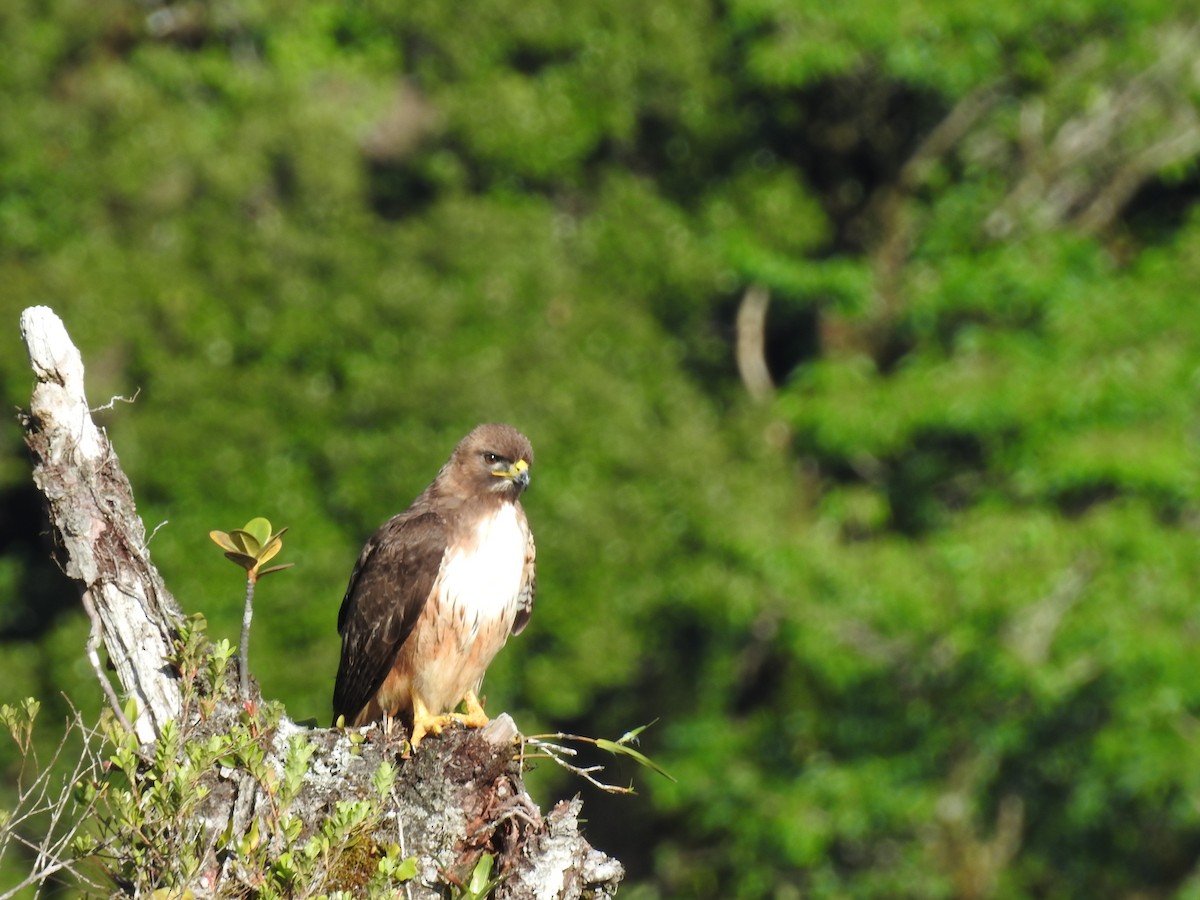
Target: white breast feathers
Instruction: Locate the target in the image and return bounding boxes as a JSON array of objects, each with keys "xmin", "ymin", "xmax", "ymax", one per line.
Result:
[{"xmin": 438, "ymin": 502, "xmax": 527, "ymax": 641}]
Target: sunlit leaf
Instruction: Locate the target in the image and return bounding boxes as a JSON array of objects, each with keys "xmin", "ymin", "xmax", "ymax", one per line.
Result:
[
  {"xmin": 243, "ymin": 517, "xmax": 273, "ymax": 548},
  {"xmin": 391, "ymin": 854, "xmax": 418, "ymax": 881},
  {"xmin": 258, "ymin": 536, "xmax": 283, "ymax": 565},
  {"xmin": 208, "ymin": 530, "xmax": 240, "ymax": 553},
  {"xmin": 617, "ymin": 719, "xmax": 659, "ymax": 745},
  {"xmin": 465, "ymin": 852, "xmax": 498, "ymax": 898},
  {"xmin": 594, "ymin": 739, "xmax": 677, "ymax": 783}
]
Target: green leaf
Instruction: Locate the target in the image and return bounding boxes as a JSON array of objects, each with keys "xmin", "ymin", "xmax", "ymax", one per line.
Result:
[
  {"xmin": 238, "ymin": 817, "xmax": 262, "ymax": 856},
  {"xmin": 223, "ymin": 551, "xmax": 259, "ymax": 571},
  {"xmin": 242, "ymin": 517, "xmax": 273, "ymax": 549},
  {"xmin": 372, "ymin": 759, "xmax": 397, "ymax": 799},
  {"xmin": 464, "ymin": 852, "xmax": 499, "ymax": 898},
  {"xmin": 208, "ymin": 530, "xmax": 240, "ymax": 553},
  {"xmin": 227, "ymin": 529, "xmax": 262, "ymax": 556},
  {"xmin": 392, "ymin": 855, "xmax": 419, "ymax": 881},
  {"xmin": 617, "ymin": 719, "xmax": 659, "ymax": 745},
  {"xmin": 122, "ymin": 696, "xmax": 139, "ymax": 729},
  {"xmin": 257, "ymin": 535, "xmax": 283, "ymax": 565},
  {"xmin": 594, "ymin": 739, "xmax": 677, "ymax": 783},
  {"xmin": 281, "ymin": 814, "xmax": 303, "ymax": 844}
]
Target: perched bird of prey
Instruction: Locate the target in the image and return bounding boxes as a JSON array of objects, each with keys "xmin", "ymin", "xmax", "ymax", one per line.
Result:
[{"xmin": 332, "ymin": 423, "xmax": 536, "ymax": 748}]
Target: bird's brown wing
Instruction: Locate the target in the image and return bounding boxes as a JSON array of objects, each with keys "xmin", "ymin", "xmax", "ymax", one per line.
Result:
[
  {"xmin": 510, "ymin": 505, "xmax": 537, "ymax": 636},
  {"xmin": 332, "ymin": 510, "xmax": 448, "ymax": 724}
]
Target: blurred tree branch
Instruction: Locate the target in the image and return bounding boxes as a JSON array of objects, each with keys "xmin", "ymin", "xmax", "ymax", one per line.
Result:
[
  {"xmin": 736, "ymin": 284, "xmax": 775, "ymax": 401},
  {"xmin": 988, "ymin": 23, "xmax": 1200, "ymax": 237}
]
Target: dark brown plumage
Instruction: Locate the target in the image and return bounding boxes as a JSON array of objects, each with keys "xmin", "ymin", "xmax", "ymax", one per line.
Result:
[{"xmin": 332, "ymin": 424, "xmax": 535, "ymax": 747}]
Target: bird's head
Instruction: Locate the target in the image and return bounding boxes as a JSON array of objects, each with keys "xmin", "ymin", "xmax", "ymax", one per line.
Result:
[{"xmin": 452, "ymin": 423, "xmax": 534, "ymax": 499}]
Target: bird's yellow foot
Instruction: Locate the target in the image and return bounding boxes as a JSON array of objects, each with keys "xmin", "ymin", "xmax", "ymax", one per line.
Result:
[
  {"xmin": 448, "ymin": 690, "xmax": 489, "ymax": 729},
  {"xmin": 409, "ymin": 697, "xmax": 451, "ymax": 751},
  {"xmin": 408, "ymin": 692, "xmax": 490, "ymax": 750}
]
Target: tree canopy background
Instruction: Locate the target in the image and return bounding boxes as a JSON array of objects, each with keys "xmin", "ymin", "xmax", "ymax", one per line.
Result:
[{"xmin": 3, "ymin": 2, "xmax": 1200, "ymax": 897}]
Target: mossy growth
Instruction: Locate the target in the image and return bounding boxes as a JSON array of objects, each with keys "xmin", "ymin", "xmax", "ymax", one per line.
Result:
[{"xmin": 67, "ymin": 613, "xmax": 419, "ymax": 898}]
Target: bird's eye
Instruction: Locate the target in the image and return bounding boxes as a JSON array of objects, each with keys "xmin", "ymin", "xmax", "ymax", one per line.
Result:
[{"xmin": 483, "ymin": 452, "xmax": 501, "ymax": 465}]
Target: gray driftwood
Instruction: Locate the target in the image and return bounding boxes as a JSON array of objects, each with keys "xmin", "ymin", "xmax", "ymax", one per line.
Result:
[{"xmin": 17, "ymin": 305, "xmax": 622, "ymax": 899}]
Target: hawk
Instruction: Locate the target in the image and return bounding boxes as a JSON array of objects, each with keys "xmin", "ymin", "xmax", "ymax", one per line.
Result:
[{"xmin": 332, "ymin": 423, "xmax": 536, "ymax": 748}]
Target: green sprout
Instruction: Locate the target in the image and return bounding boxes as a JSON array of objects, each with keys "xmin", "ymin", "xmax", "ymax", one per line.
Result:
[
  {"xmin": 458, "ymin": 852, "xmax": 502, "ymax": 899},
  {"xmin": 523, "ymin": 720, "xmax": 675, "ymax": 794},
  {"xmin": 209, "ymin": 517, "xmax": 294, "ymax": 699}
]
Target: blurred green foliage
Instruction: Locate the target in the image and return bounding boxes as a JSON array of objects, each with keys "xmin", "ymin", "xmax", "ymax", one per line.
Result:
[{"xmin": 3, "ymin": 0, "xmax": 1200, "ymax": 896}]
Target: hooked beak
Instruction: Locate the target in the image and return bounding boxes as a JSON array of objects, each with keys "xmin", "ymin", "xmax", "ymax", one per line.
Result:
[
  {"xmin": 490, "ymin": 457, "xmax": 530, "ymax": 492},
  {"xmin": 510, "ymin": 458, "xmax": 530, "ymax": 491}
]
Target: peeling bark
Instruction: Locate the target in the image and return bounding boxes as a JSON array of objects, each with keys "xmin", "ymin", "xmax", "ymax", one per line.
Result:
[
  {"xmin": 20, "ymin": 305, "xmax": 184, "ymax": 744},
  {"xmin": 17, "ymin": 305, "xmax": 624, "ymax": 898}
]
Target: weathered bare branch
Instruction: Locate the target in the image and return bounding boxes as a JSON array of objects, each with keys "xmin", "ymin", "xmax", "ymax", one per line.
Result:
[
  {"xmin": 0, "ymin": 707, "xmax": 108, "ymax": 900},
  {"xmin": 19, "ymin": 306, "xmax": 183, "ymax": 744}
]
